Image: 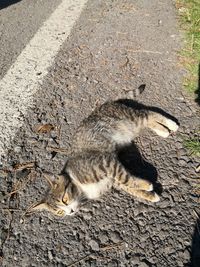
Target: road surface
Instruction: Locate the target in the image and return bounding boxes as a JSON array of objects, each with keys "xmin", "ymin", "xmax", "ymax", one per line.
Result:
[{"xmin": 0, "ymin": 1, "xmax": 200, "ymax": 267}]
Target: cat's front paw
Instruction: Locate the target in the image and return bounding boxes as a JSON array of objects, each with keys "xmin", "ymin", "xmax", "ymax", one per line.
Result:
[
  {"xmin": 146, "ymin": 183, "xmax": 153, "ymax": 192},
  {"xmin": 151, "ymin": 192, "xmax": 160, "ymax": 202},
  {"xmin": 165, "ymin": 119, "xmax": 179, "ymax": 133}
]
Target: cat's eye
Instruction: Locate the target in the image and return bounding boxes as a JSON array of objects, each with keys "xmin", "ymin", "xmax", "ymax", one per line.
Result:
[{"xmin": 57, "ymin": 210, "xmax": 64, "ymax": 216}]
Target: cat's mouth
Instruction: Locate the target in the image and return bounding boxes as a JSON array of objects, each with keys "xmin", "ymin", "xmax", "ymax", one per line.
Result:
[{"xmin": 58, "ymin": 200, "xmax": 80, "ymax": 216}]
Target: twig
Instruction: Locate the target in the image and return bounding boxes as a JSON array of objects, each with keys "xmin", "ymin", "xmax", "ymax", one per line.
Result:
[
  {"xmin": 193, "ymin": 210, "xmax": 199, "ymax": 219},
  {"xmin": 68, "ymin": 254, "xmax": 92, "ymax": 267},
  {"xmin": 4, "ymin": 170, "xmax": 36, "ymax": 198},
  {"xmin": 191, "ymin": 34, "xmax": 194, "ymax": 51},
  {"xmin": 127, "ymin": 49, "xmax": 162, "ymax": 54},
  {"xmin": 46, "ymin": 146, "xmax": 69, "ymax": 155},
  {"xmin": 100, "ymin": 242, "xmax": 125, "ymax": 251},
  {"xmin": 13, "ymin": 162, "xmax": 35, "ymax": 171},
  {"xmin": 20, "ymin": 202, "xmax": 40, "ymax": 222},
  {"xmin": 57, "ymin": 125, "xmax": 62, "ymax": 140}
]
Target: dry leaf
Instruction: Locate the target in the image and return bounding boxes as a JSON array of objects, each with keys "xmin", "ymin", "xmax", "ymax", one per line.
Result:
[{"xmin": 36, "ymin": 124, "xmax": 55, "ymax": 134}]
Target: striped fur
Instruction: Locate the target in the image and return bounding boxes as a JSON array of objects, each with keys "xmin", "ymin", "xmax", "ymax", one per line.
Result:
[{"xmin": 29, "ymin": 100, "xmax": 178, "ymax": 217}]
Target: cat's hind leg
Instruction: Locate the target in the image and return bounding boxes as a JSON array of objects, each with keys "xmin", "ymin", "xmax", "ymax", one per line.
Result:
[
  {"xmin": 113, "ymin": 165, "xmax": 153, "ymax": 192},
  {"xmin": 118, "ymin": 186, "xmax": 160, "ymax": 202},
  {"xmin": 114, "ymin": 175, "xmax": 160, "ymax": 202},
  {"xmin": 112, "ymin": 160, "xmax": 160, "ymax": 202},
  {"xmin": 147, "ymin": 112, "xmax": 179, "ymax": 138}
]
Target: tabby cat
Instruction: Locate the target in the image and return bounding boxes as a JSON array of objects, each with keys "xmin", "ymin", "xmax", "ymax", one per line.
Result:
[{"xmin": 28, "ymin": 99, "xmax": 179, "ymax": 218}]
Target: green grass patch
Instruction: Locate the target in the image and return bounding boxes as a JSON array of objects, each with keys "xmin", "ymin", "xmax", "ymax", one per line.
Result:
[
  {"xmin": 176, "ymin": 0, "xmax": 200, "ymax": 95},
  {"xmin": 184, "ymin": 137, "xmax": 200, "ymax": 156}
]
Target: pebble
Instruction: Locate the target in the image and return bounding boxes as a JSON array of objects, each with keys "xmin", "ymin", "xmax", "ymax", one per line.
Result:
[
  {"xmin": 178, "ymin": 148, "xmax": 186, "ymax": 156},
  {"xmin": 13, "ymin": 146, "xmax": 21, "ymax": 153},
  {"xmin": 99, "ymin": 233, "xmax": 109, "ymax": 244},
  {"xmin": 177, "ymin": 260, "xmax": 184, "ymax": 267},
  {"xmin": 48, "ymin": 250, "xmax": 54, "ymax": 261},
  {"xmin": 109, "ymin": 231, "xmax": 122, "ymax": 243},
  {"xmin": 139, "ymin": 262, "xmax": 149, "ymax": 267},
  {"xmin": 0, "ymin": 169, "xmax": 9, "ymax": 178},
  {"xmin": 83, "ymin": 212, "xmax": 92, "ymax": 220},
  {"xmin": 171, "ymin": 157, "xmax": 178, "ymax": 164},
  {"xmin": 178, "ymin": 159, "xmax": 187, "ymax": 166},
  {"xmin": 182, "ymin": 249, "xmax": 190, "ymax": 260},
  {"xmin": 88, "ymin": 240, "xmax": 99, "ymax": 251}
]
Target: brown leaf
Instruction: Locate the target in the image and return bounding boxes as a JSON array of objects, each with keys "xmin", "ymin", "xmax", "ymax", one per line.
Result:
[{"xmin": 36, "ymin": 124, "xmax": 55, "ymax": 134}]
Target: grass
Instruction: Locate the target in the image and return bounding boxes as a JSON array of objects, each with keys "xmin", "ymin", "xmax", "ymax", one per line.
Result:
[
  {"xmin": 176, "ymin": 0, "xmax": 200, "ymax": 94},
  {"xmin": 176, "ymin": 1, "xmax": 200, "ymax": 157},
  {"xmin": 184, "ymin": 137, "xmax": 200, "ymax": 156}
]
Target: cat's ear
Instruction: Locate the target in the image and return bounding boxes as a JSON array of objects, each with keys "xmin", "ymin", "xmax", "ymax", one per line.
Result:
[
  {"xmin": 23, "ymin": 201, "xmax": 50, "ymax": 217},
  {"xmin": 42, "ymin": 172, "xmax": 57, "ymax": 188}
]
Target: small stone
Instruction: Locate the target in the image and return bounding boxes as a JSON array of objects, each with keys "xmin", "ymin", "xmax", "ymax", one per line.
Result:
[
  {"xmin": 178, "ymin": 159, "xmax": 187, "ymax": 166},
  {"xmin": 195, "ymin": 164, "xmax": 200, "ymax": 172},
  {"xmin": 20, "ymin": 218, "xmax": 24, "ymax": 224},
  {"xmin": 177, "ymin": 260, "xmax": 184, "ymax": 267},
  {"xmin": 13, "ymin": 146, "xmax": 21, "ymax": 153},
  {"xmin": 182, "ymin": 249, "xmax": 190, "ymax": 260},
  {"xmin": 110, "ymin": 231, "xmax": 122, "ymax": 243},
  {"xmin": 27, "ymin": 137, "xmax": 38, "ymax": 144},
  {"xmin": 48, "ymin": 250, "xmax": 54, "ymax": 261},
  {"xmin": 83, "ymin": 212, "xmax": 92, "ymax": 220},
  {"xmin": 139, "ymin": 262, "xmax": 149, "ymax": 267},
  {"xmin": 171, "ymin": 157, "xmax": 178, "ymax": 164},
  {"xmin": 159, "ymin": 200, "xmax": 169, "ymax": 209},
  {"xmin": 0, "ymin": 169, "xmax": 9, "ymax": 177},
  {"xmin": 178, "ymin": 148, "xmax": 186, "ymax": 156},
  {"xmin": 88, "ymin": 240, "xmax": 99, "ymax": 251},
  {"xmin": 99, "ymin": 233, "xmax": 109, "ymax": 244}
]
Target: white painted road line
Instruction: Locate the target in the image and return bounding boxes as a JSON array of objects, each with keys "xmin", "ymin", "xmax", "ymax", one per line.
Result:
[{"xmin": 0, "ymin": 0, "xmax": 88, "ymax": 158}]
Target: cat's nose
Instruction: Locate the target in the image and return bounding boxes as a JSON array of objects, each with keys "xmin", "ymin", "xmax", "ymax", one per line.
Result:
[{"xmin": 70, "ymin": 209, "xmax": 75, "ymax": 214}]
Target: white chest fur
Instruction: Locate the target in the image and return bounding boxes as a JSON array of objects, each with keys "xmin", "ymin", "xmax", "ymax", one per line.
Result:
[
  {"xmin": 79, "ymin": 177, "xmax": 112, "ymax": 199},
  {"xmin": 68, "ymin": 169, "xmax": 112, "ymax": 199}
]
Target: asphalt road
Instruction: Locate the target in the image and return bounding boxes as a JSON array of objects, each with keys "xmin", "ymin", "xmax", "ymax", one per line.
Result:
[
  {"xmin": 0, "ymin": 0, "xmax": 61, "ymax": 79},
  {"xmin": 0, "ymin": 1, "xmax": 200, "ymax": 267}
]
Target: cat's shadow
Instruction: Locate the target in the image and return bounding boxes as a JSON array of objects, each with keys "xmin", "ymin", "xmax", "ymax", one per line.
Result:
[{"xmin": 117, "ymin": 142, "xmax": 162, "ymax": 194}]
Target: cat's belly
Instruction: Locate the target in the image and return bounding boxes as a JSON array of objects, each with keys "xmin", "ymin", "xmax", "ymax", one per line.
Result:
[{"xmin": 79, "ymin": 177, "xmax": 113, "ymax": 199}]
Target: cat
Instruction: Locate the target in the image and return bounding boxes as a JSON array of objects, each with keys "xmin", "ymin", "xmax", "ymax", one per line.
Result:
[{"xmin": 26, "ymin": 99, "xmax": 179, "ymax": 218}]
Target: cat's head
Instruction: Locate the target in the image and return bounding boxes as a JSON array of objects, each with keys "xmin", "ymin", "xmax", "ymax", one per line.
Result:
[{"xmin": 27, "ymin": 173, "xmax": 82, "ymax": 218}]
